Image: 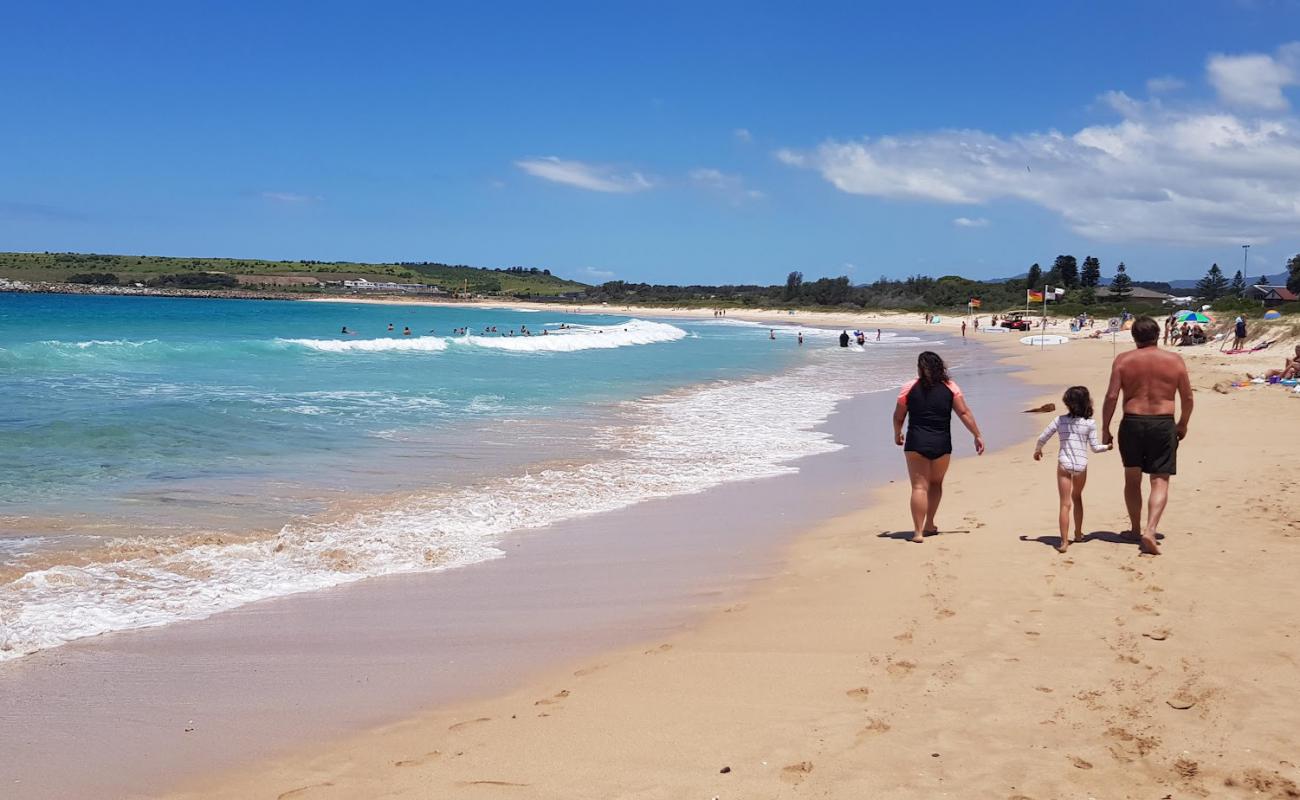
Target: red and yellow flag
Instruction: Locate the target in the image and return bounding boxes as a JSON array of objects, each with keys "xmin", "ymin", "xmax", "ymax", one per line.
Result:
[{"xmin": 1027, "ymin": 289, "xmax": 1044, "ymax": 302}]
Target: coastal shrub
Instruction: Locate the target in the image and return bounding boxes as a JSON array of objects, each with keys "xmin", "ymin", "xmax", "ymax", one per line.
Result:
[
  {"xmin": 67, "ymin": 272, "xmax": 119, "ymax": 285},
  {"xmin": 146, "ymin": 272, "xmax": 239, "ymax": 289}
]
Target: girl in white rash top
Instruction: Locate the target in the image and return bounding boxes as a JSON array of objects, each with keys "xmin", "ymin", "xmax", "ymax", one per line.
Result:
[{"xmin": 1034, "ymin": 386, "xmax": 1112, "ymax": 553}]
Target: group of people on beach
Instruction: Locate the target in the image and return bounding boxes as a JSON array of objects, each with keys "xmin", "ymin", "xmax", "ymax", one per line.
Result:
[{"xmin": 894, "ymin": 316, "xmax": 1192, "ymax": 555}]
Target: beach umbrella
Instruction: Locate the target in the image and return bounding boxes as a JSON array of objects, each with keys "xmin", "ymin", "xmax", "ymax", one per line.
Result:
[
  {"xmin": 1175, "ymin": 310, "xmax": 1212, "ymax": 324},
  {"xmin": 1264, "ymin": 310, "xmax": 1282, "ymax": 320}
]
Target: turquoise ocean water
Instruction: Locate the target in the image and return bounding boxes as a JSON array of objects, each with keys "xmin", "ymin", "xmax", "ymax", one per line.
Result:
[{"xmin": 0, "ymin": 293, "xmax": 938, "ymax": 660}]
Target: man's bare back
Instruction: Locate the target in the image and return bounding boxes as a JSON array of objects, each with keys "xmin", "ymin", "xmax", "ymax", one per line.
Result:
[{"xmin": 1110, "ymin": 347, "xmax": 1190, "ymax": 418}]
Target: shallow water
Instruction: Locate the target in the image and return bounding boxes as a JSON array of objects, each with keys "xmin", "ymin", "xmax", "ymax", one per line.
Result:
[{"xmin": 0, "ymin": 294, "xmax": 942, "ymax": 660}]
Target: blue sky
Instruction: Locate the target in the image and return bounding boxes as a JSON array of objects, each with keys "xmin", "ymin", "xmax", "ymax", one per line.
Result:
[{"xmin": 3, "ymin": 1, "xmax": 1300, "ymax": 285}]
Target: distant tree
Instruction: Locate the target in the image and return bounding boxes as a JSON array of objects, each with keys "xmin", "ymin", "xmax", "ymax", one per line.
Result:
[
  {"xmin": 1195, "ymin": 263, "xmax": 1229, "ymax": 302},
  {"xmin": 1026, "ymin": 263, "xmax": 1042, "ymax": 291},
  {"xmin": 784, "ymin": 270, "xmax": 804, "ymax": 301},
  {"xmin": 1079, "ymin": 286, "xmax": 1096, "ymax": 306},
  {"xmin": 1080, "ymin": 256, "xmax": 1101, "ymax": 288},
  {"xmin": 1289, "ymin": 254, "xmax": 1300, "ymax": 295},
  {"xmin": 1054, "ymin": 255, "xmax": 1078, "ymax": 288},
  {"xmin": 1229, "ymin": 269, "xmax": 1246, "ymax": 298},
  {"xmin": 1109, "ymin": 262, "xmax": 1132, "ymax": 300}
]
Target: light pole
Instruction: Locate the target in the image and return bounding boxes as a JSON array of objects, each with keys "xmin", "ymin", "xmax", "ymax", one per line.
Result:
[{"xmin": 1242, "ymin": 244, "xmax": 1250, "ymax": 281}]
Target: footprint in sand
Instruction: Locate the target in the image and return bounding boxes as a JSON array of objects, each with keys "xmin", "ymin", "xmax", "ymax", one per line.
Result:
[
  {"xmin": 894, "ymin": 629, "xmax": 914, "ymax": 643},
  {"xmin": 394, "ymin": 751, "xmax": 441, "ymax": 768},
  {"xmin": 448, "ymin": 717, "xmax": 492, "ymax": 732},
  {"xmin": 1068, "ymin": 756, "xmax": 1093, "ymax": 770},
  {"xmin": 845, "ymin": 687, "xmax": 871, "ymax": 700},
  {"xmin": 780, "ymin": 761, "xmax": 814, "ymax": 784},
  {"xmin": 885, "ymin": 659, "xmax": 917, "ymax": 678},
  {"xmin": 277, "ymin": 784, "xmax": 334, "ymax": 800},
  {"xmin": 573, "ymin": 664, "xmax": 606, "ymax": 677},
  {"xmin": 858, "ymin": 718, "xmax": 891, "ymax": 737},
  {"xmin": 1142, "ymin": 628, "xmax": 1171, "ymax": 641},
  {"xmin": 644, "ymin": 644, "xmax": 673, "ymax": 655},
  {"xmin": 534, "ymin": 689, "xmax": 570, "ymax": 706},
  {"xmin": 936, "ymin": 607, "xmax": 956, "ymax": 619},
  {"xmin": 1223, "ymin": 768, "xmax": 1300, "ymax": 797}
]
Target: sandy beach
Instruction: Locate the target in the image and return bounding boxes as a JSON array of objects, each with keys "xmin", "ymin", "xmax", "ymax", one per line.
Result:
[{"xmin": 161, "ymin": 306, "xmax": 1300, "ymax": 800}]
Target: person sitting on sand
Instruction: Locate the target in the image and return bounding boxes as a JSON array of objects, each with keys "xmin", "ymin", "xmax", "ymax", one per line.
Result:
[
  {"xmin": 1034, "ymin": 386, "xmax": 1112, "ymax": 553},
  {"xmin": 893, "ymin": 351, "xmax": 985, "ymax": 543},
  {"xmin": 1101, "ymin": 316, "xmax": 1193, "ymax": 556},
  {"xmin": 1264, "ymin": 345, "xmax": 1300, "ymax": 381}
]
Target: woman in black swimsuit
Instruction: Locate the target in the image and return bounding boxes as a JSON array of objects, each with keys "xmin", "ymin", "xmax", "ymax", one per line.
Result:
[{"xmin": 892, "ymin": 351, "xmax": 985, "ymax": 543}]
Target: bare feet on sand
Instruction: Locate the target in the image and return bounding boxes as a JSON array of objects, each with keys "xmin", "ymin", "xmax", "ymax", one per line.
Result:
[
  {"xmin": 1140, "ymin": 534, "xmax": 1161, "ymax": 555},
  {"xmin": 1056, "ymin": 537, "xmax": 1070, "ymax": 554}
]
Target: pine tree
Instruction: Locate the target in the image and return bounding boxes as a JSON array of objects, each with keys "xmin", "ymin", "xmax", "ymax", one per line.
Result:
[
  {"xmin": 1080, "ymin": 256, "xmax": 1101, "ymax": 288},
  {"xmin": 1195, "ymin": 263, "xmax": 1229, "ymax": 302},
  {"xmin": 1289, "ymin": 254, "xmax": 1300, "ymax": 295},
  {"xmin": 1026, "ymin": 263, "xmax": 1042, "ymax": 291},
  {"xmin": 1109, "ymin": 262, "xmax": 1132, "ymax": 300},
  {"xmin": 1229, "ymin": 269, "xmax": 1246, "ymax": 298},
  {"xmin": 1054, "ymin": 255, "xmax": 1078, "ymax": 288}
]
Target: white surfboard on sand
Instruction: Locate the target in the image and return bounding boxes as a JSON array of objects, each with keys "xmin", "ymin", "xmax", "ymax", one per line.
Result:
[{"xmin": 1019, "ymin": 334, "xmax": 1068, "ymax": 346}]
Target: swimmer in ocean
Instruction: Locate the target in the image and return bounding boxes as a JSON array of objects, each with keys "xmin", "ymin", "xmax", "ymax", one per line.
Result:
[{"xmin": 403, "ymin": 326, "xmax": 411, "ymax": 336}]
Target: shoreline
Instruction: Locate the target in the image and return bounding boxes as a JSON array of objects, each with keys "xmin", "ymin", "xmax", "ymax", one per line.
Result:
[
  {"xmin": 0, "ymin": 326, "xmax": 1029, "ymax": 798},
  {"xmin": 167, "ymin": 324, "xmax": 1300, "ymax": 799}
]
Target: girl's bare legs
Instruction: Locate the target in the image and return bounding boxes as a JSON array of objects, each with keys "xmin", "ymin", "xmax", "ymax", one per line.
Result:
[
  {"xmin": 905, "ymin": 452, "xmax": 933, "ymax": 543},
  {"xmin": 1071, "ymin": 469, "xmax": 1088, "ymax": 542},
  {"xmin": 1055, "ymin": 467, "xmax": 1074, "ymax": 552}
]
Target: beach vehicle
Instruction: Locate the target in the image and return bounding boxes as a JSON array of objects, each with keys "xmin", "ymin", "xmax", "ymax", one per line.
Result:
[{"xmin": 1000, "ymin": 311, "xmax": 1034, "ymax": 331}]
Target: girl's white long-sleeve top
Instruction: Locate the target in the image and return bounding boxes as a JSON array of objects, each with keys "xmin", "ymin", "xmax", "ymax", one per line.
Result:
[{"xmin": 1036, "ymin": 415, "xmax": 1108, "ymax": 472}]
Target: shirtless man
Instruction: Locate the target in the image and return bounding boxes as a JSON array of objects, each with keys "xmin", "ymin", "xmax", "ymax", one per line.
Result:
[{"xmin": 1101, "ymin": 316, "xmax": 1193, "ymax": 555}]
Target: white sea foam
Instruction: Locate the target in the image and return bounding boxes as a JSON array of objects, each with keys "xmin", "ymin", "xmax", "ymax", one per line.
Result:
[
  {"xmin": 278, "ymin": 319, "xmax": 685, "ymax": 355},
  {"xmin": 0, "ymin": 356, "xmax": 895, "ymax": 661},
  {"xmin": 453, "ymin": 320, "xmax": 686, "ymax": 352},
  {"xmin": 281, "ymin": 335, "xmax": 450, "ymax": 353}
]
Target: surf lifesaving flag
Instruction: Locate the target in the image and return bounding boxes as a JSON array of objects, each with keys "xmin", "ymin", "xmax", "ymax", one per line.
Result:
[
  {"xmin": 1027, "ymin": 289, "xmax": 1044, "ymax": 302},
  {"xmin": 969, "ymin": 297, "xmax": 981, "ymax": 308}
]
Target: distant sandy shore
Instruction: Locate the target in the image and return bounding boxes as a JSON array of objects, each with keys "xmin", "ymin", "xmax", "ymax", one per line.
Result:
[{"xmin": 172, "ymin": 310, "xmax": 1300, "ymax": 799}]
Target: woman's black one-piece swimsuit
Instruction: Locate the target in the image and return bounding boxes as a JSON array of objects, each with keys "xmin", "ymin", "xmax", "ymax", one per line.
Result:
[{"xmin": 899, "ymin": 378, "xmax": 962, "ymax": 460}]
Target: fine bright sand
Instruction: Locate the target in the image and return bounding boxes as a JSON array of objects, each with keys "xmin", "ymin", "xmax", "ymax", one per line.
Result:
[{"xmin": 172, "ymin": 308, "xmax": 1300, "ymax": 799}]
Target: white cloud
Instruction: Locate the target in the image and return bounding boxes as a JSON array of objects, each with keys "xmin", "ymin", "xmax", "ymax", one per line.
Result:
[
  {"xmin": 1207, "ymin": 43, "xmax": 1300, "ymax": 109},
  {"xmin": 259, "ymin": 191, "xmax": 320, "ymax": 204},
  {"xmin": 1146, "ymin": 75, "xmax": 1186, "ymax": 94},
  {"xmin": 580, "ymin": 266, "xmax": 616, "ymax": 281},
  {"xmin": 734, "ymin": 128, "xmax": 753, "ymax": 142},
  {"xmin": 777, "ymin": 49, "xmax": 1300, "ymax": 246},
  {"xmin": 953, "ymin": 216, "xmax": 989, "ymax": 228},
  {"xmin": 515, "ymin": 157, "xmax": 653, "ymax": 193},
  {"xmin": 689, "ymin": 168, "xmax": 764, "ymax": 202}
]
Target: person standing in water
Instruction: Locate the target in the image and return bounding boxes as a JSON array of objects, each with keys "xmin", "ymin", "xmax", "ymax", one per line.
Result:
[
  {"xmin": 769, "ymin": 329, "xmax": 776, "ymax": 340},
  {"xmin": 1101, "ymin": 316, "xmax": 1193, "ymax": 555},
  {"xmin": 839, "ymin": 330, "xmax": 850, "ymax": 348},
  {"xmin": 893, "ymin": 351, "xmax": 985, "ymax": 543},
  {"xmin": 797, "ymin": 331, "xmax": 804, "ymax": 345}
]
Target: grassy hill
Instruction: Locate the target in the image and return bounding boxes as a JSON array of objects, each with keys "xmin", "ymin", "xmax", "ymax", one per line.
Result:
[{"xmin": 0, "ymin": 251, "xmax": 589, "ymax": 296}]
